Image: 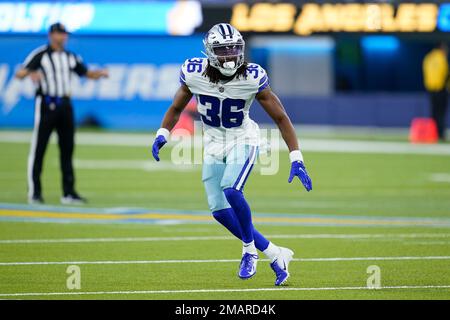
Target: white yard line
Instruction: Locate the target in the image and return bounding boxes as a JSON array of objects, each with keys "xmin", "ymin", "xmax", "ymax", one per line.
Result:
[
  {"xmin": 2, "ymin": 131, "xmax": 450, "ymax": 156},
  {"xmin": 0, "ymin": 285, "xmax": 449, "ymax": 297},
  {"xmin": 74, "ymin": 159, "xmax": 198, "ymax": 172},
  {"xmin": 409, "ymin": 241, "xmax": 450, "ymax": 245},
  {"xmin": 1, "ymin": 256, "xmax": 449, "ymax": 266},
  {"xmin": 0, "ymin": 233, "xmax": 449, "ymax": 244},
  {"xmin": 430, "ymin": 173, "xmax": 450, "ymax": 183}
]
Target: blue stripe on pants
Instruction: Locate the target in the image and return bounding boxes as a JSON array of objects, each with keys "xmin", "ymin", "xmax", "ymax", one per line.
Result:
[{"xmin": 232, "ymin": 145, "xmax": 256, "ymax": 191}]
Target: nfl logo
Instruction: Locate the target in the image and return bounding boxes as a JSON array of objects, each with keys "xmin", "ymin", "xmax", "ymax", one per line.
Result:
[{"xmin": 219, "ymin": 87, "xmax": 224, "ymax": 93}]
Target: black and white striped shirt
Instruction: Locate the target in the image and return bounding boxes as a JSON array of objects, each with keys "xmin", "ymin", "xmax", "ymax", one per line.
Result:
[{"xmin": 22, "ymin": 45, "xmax": 88, "ymax": 98}]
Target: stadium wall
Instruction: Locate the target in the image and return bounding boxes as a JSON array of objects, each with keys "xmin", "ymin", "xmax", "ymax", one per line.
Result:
[
  {"xmin": 251, "ymin": 94, "xmax": 447, "ymax": 128},
  {"xmin": 1, "ymin": 35, "xmax": 449, "ymax": 130},
  {"xmin": 0, "ymin": 35, "xmax": 203, "ymax": 129}
]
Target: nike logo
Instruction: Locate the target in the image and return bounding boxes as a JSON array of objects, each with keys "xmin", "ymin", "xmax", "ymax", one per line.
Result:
[{"xmin": 282, "ymin": 261, "xmax": 286, "ymax": 270}]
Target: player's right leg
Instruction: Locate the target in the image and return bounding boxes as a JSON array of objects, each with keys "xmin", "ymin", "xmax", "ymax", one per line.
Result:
[
  {"xmin": 220, "ymin": 144, "xmax": 294, "ymax": 285},
  {"xmin": 203, "ymin": 153, "xmax": 258, "ymax": 279},
  {"xmin": 202, "ymin": 154, "xmax": 243, "ymax": 242},
  {"xmin": 28, "ymin": 96, "xmax": 55, "ymax": 204},
  {"xmin": 202, "ymin": 151, "xmax": 293, "ymax": 284},
  {"xmin": 219, "ymin": 144, "xmax": 259, "ymax": 279}
]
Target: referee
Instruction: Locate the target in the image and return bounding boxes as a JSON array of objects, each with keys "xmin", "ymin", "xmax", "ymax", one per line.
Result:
[{"xmin": 15, "ymin": 22, "xmax": 108, "ymax": 204}]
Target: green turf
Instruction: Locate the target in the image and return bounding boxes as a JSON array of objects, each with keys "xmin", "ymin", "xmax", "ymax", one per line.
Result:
[
  {"xmin": 1, "ymin": 138, "xmax": 450, "ymax": 216},
  {"xmin": 0, "ymin": 132, "xmax": 450, "ymax": 299},
  {"xmin": 0, "ymin": 222, "xmax": 450, "ymax": 299}
]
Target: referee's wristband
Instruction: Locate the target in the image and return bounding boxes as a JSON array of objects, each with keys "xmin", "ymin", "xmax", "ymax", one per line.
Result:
[
  {"xmin": 289, "ymin": 150, "xmax": 304, "ymax": 163},
  {"xmin": 156, "ymin": 128, "xmax": 170, "ymax": 140}
]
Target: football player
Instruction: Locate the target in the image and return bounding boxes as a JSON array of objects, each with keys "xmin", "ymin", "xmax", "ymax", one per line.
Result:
[{"xmin": 152, "ymin": 23, "xmax": 312, "ymax": 286}]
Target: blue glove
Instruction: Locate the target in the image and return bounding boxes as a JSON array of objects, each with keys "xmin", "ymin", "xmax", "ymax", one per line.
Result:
[
  {"xmin": 152, "ymin": 135, "xmax": 167, "ymax": 161},
  {"xmin": 288, "ymin": 161, "xmax": 312, "ymax": 192}
]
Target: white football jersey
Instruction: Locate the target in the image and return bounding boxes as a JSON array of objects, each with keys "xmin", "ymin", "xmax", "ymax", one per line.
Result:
[{"xmin": 180, "ymin": 57, "xmax": 270, "ymax": 157}]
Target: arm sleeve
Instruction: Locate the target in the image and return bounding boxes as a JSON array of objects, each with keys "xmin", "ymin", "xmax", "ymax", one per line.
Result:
[{"xmin": 72, "ymin": 54, "xmax": 88, "ymax": 77}]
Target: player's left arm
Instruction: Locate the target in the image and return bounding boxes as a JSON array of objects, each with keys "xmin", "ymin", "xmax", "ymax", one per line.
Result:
[{"xmin": 256, "ymin": 87, "xmax": 312, "ymax": 191}]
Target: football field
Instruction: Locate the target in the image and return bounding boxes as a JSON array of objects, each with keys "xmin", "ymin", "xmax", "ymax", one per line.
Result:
[{"xmin": 0, "ymin": 129, "xmax": 450, "ymax": 299}]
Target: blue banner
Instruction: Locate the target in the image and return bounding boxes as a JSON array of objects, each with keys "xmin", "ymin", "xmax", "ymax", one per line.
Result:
[
  {"xmin": 0, "ymin": 1, "xmax": 202, "ymax": 35},
  {"xmin": 0, "ymin": 35, "xmax": 204, "ymax": 129}
]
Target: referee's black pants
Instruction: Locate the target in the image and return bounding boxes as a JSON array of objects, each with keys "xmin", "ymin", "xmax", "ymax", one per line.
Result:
[
  {"xmin": 429, "ymin": 89, "xmax": 449, "ymax": 140},
  {"xmin": 28, "ymin": 95, "xmax": 76, "ymax": 199}
]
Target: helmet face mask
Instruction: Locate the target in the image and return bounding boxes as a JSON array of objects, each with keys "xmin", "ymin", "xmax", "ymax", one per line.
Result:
[
  {"xmin": 212, "ymin": 44, "xmax": 244, "ymax": 57},
  {"xmin": 203, "ymin": 24, "xmax": 245, "ymax": 77}
]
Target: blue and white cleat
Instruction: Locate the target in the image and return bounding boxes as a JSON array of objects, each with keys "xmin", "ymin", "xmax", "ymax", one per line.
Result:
[
  {"xmin": 270, "ymin": 247, "xmax": 294, "ymax": 286},
  {"xmin": 238, "ymin": 253, "xmax": 258, "ymax": 279}
]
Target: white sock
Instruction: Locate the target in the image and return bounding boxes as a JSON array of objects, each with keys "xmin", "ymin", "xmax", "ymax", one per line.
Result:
[
  {"xmin": 242, "ymin": 241, "xmax": 257, "ymax": 255},
  {"xmin": 263, "ymin": 242, "xmax": 281, "ymax": 262}
]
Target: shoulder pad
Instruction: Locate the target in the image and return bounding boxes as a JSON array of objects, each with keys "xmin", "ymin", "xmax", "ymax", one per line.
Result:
[
  {"xmin": 245, "ymin": 63, "xmax": 270, "ymax": 93},
  {"xmin": 180, "ymin": 57, "xmax": 207, "ymax": 86}
]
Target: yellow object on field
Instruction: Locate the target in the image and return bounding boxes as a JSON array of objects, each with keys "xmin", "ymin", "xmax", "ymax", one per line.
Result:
[{"xmin": 423, "ymin": 48, "xmax": 449, "ymax": 92}]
